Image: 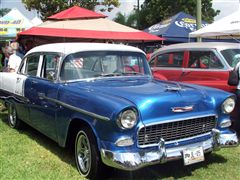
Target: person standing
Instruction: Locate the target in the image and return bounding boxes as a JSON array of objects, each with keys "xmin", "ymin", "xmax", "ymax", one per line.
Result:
[{"xmin": 7, "ymin": 42, "xmax": 22, "ymax": 73}]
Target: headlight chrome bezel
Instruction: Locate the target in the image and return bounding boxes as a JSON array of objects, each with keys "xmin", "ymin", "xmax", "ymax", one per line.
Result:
[
  {"xmin": 221, "ymin": 97, "xmax": 235, "ymax": 114},
  {"xmin": 117, "ymin": 108, "xmax": 138, "ymax": 129}
]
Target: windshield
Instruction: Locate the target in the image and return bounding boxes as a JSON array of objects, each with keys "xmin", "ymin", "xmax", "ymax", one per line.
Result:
[
  {"xmin": 221, "ymin": 49, "xmax": 240, "ymax": 67},
  {"xmin": 60, "ymin": 51, "xmax": 151, "ymax": 81}
]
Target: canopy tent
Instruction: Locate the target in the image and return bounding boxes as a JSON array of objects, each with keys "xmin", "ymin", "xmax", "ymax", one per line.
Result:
[
  {"xmin": 189, "ymin": 9, "xmax": 240, "ymax": 39},
  {"xmin": 0, "ymin": 8, "xmax": 33, "ymax": 39},
  {"xmin": 31, "ymin": 17, "xmax": 43, "ymax": 26},
  {"xmin": 144, "ymin": 12, "xmax": 209, "ymax": 43},
  {"xmin": 17, "ymin": 6, "xmax": 163, "ymax": 45}
]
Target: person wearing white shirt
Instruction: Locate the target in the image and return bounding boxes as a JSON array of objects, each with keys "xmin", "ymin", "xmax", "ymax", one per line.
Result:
[
  {"xmin": 7, "ymin": 42, "xmax": 22, "ymax": 73},
  {"xmin": 8, "ymin": 52, "xmax": 22, "ymax": 72}
]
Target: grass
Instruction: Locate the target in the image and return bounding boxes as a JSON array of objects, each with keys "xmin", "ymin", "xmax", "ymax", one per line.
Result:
[{"xmin": 0, "ymin": 108, "xmax": 240, "ymax": 180}]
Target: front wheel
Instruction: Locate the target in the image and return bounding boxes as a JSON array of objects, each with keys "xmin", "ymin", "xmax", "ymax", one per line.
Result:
[
  {"xmin": 8, "ymin": 102, "xmax": 22, "ymax": 129},
  {"xmin": 75, "ymin": 126, "xmax": 103, "ymax": 179}
]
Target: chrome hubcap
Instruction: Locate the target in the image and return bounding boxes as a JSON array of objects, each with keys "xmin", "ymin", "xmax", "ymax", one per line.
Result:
[{"xmin": 76, "ymin": 132, "xmax": 91, "ymax": 174}]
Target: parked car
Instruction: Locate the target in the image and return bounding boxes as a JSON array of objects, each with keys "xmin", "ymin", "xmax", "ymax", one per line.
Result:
[
  {"xmin": 0, "ymin": 43, "xmax": 238, "ymax": 179},
  {"xmin": 149, "ymin": 42, "xmax": 240, "ymax": 130}
]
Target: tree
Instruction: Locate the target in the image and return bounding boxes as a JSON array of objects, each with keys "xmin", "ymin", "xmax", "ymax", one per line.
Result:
[
  {"xmin": 138, "ymin": 0, "xmax": 220, "ymax": 29},
  {"xmin": 0, "ymin": 8, "xmax": 11, "ymax": 17},
  {"xmin": 22, "ymin": 0, "xmax": 120, "ymax": 20},
  {"xmin": 113, "ymin": 12, "xmax": 137, "ymax": 28}
]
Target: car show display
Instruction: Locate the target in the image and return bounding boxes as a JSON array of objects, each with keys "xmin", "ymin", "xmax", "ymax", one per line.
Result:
[{"xmin": 0, "ymin": 43, "xmax": 238, "ymax": 179}]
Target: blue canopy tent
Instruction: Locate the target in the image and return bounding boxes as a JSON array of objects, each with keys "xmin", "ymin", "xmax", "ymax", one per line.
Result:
[{"xmin": 144, "ymin": 12, "xmax": 209, "ymax": 43}]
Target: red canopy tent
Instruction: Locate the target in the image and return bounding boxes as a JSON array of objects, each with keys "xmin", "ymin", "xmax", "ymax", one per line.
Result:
[{"xmin": 17, "ymin": 6, "xmax": 164, "ymax": 45}]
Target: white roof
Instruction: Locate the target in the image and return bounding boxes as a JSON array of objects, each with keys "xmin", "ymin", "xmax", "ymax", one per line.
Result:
[
  {"xmin": 26, "ymin": 43, "xmax": 145, "ymax": 55},
  {"xmin": 152, "ymin": 42, "xmax": 240, "ymax": 56}
]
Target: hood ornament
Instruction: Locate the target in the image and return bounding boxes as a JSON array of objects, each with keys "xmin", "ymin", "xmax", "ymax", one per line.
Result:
[
  {"xmin": 165, "ymin": 82, "xmax": 183, "ymax": 92},
  {"xmin": 171, "ymin": 105, "xmax": 194, "ymax": 113}
]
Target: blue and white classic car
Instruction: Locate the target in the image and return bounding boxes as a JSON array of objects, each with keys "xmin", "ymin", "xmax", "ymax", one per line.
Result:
[{"xmin": 0, "ymin": 43, "xmax": 238, "ymax": 179}]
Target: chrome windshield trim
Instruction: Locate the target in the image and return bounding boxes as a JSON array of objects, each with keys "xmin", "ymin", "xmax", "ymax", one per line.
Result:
[
  {"xmin": 40, "ymin": 95, "xmax": 110, "ymax": 121},
  {"xmin": 59, "ymin": 75, "xmax": 152, "ymax": 83}
]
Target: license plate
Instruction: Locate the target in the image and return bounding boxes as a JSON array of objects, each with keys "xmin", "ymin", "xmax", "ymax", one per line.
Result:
[{"xmin": 183, "ymin": 146, "xmax": 204, "ymax": 165}]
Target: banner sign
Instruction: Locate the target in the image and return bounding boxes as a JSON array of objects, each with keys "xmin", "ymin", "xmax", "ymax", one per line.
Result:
[
  {"xmin": 0, "ymin": 19, "xmax": 24, "ymax": 26},
  {"xmin": 175, "ymin": 18, "xmax": 208, "ymax": 31}
]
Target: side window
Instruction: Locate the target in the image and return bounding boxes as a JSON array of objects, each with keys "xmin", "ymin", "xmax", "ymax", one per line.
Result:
[
  {"xmin": 188, "ymin": 51, "xmax": 223, "ymax": 69},
  {"xmin": 24, "ymin": 55, "xmax": 40, "ymax": 76},
  {"xmin": 153, "ymin": 52, "xmax": 184, "ymax": 67},
  {"xmin": 41, "ymin": 54, "xmax": 61, "ymax": 80}
]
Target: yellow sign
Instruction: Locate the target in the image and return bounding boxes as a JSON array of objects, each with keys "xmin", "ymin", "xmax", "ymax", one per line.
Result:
[{"xmin": 182, "ymin": 18, "xmax": 196, "ymax": 24}]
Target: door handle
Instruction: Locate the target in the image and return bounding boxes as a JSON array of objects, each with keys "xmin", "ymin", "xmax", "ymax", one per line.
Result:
[
  {"xmin": 31, "ymin": 80, "xmax": 38, "ymax": 85},
  {"xmin": 38, "ymin": 92, "xmax": 45, "ymax": 100}
]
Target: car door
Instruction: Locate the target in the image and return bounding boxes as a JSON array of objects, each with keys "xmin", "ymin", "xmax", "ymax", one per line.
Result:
[
  {"xmin": 180, "ymin": 50, "xmax": 231, "ymax": 91},
  {"xmin": 24, "ymin": 53, "xmax": 61, "ymax": 141},
  {"xmin": 150, "ymin": 51, "xmax": 185, "ymax": 81}
]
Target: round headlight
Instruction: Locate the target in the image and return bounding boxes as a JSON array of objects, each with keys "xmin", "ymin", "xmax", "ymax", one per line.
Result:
[
  {"xmin": 222, "ymin": 97, "xmax": 235, "ymax": 114},
  {"xmin": 118, "ymin": 109, "xmax": 137, "ymax": 129}
]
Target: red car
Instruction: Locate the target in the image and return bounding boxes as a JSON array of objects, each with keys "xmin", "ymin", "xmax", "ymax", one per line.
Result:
[{"xmin": 149, "ymin": 42, "xmax": 240, "ymax": 130}]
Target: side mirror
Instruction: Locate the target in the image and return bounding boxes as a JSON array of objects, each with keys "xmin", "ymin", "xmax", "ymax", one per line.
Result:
[{"xmin": 228, "ymin": 61, "xmax": 240, "ymax": 86}]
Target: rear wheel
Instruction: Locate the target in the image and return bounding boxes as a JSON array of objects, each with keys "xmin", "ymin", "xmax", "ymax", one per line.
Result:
[
  {"xmin": 8, "ymin": 102, "xmax": 22, "ymax": 129},
  {"xmin": 75, "ymin": 126, "xmax": 103, "ymax": 179}
]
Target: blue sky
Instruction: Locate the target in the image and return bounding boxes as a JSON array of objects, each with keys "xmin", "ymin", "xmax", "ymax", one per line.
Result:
[{"xmin": 0, "ymin": 0, "xmax": 239, "ymax": 21}]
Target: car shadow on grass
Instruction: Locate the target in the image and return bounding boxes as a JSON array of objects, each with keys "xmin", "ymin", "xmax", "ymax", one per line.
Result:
[
  {"xmin": 0, "ymin": 111, "xmax": 76, "ymax": 168},
  {"xmin": 107, "ymin": 153, "xmax": 227, "ymax": 180},
  {"xmin": 0, "ymin": 111, "xmax": 228, "ymax": 180}
]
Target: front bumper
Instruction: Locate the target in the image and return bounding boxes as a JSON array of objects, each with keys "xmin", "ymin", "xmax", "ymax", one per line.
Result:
[{"xmin": 101, "ymin": 129, "xmax": 238, "ymax": 171}]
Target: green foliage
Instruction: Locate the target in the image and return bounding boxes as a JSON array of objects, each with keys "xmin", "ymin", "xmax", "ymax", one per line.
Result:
[
  {"xmin": 139, "ymin": 0, "xmax": 220, "ymax": 29},
  {"xmin": 0, "ymin": 8, "xmax": 11, "ymax": 17},
  {"xmin": 113, "ymin": 12, "xmax": 137, "ymax": 28},
  {"xmin": 0, "ymin": 110, "xmax": 240, "ymax": 179},
  {"xmin": 22, "ymin": 0, "xmax": 120, "ymax": 20}
]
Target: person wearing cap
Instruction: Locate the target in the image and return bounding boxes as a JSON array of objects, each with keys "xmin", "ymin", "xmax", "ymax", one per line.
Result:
[{"xmin": 7, "ymin": 42, "xmax": 22, "ymax": 73}]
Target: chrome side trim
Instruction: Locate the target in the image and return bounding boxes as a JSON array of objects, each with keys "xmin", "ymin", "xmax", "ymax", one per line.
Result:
[
  {"xmin": 40, "ymin": 95, "xmax": 110, "ymax": 121},
  {"xmin": 0, "ymin": 89, "xmax": 29, "ymax": 104}
]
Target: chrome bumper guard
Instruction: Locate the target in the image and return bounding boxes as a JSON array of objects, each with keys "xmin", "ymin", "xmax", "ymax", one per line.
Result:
[{"xmin": 101, "ymin": 129, "xmax": 239, "ymax": 171}]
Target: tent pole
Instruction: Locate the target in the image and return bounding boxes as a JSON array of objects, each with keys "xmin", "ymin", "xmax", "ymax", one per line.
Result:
[{"xmin": 196, "ymin": 0, "xmax": 202, "ymax": 42}]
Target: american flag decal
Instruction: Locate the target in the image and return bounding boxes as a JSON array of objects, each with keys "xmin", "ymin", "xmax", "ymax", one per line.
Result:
[{"xmin": 73, "ymin": 58, "xmax": 83, "ymax": 68}]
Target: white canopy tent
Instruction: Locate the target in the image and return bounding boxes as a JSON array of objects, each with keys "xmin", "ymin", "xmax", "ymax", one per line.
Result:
[
  {"xmin": 189, "ymin": 9, "xmax": 240, "ymax": 39},
  {"xmin": 31, "ymin": 17, "xmax": 43, "ymax": 26},
  {"xmin": 0, "ymin": 8, "xmax": 33, "ymax": 38}
]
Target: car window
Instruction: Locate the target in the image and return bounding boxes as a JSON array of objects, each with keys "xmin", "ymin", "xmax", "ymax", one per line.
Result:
[
  {"xmin": 150, "ymin": 52, "xmax": 184, "ymax": 68},
  {"xmin": 41, "ymin": 54, "xmax": 61, "ymax": 80},
  {"xmin": 221, "ymin": 49, "xmax": 240, "ymax": 67},
  {"xmin": 188, "ymin": 51, "xmax": 223, "ymax": 69},
  {"xmin": 60, "ymin": 51, "xmax": 150, "ymax": 81},
  {"xmin": 22, "ymin": 55, "xmax": 40, "ymax": 76}
]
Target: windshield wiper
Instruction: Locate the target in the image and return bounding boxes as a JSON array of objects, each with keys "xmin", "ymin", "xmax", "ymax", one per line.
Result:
[
  {"xmin": 121, "ymin": 72, "xmax": 142, "ymax": 75},
  {"xmin": 95, "ymin": 73, "xmax": 122, "ymax": 77}
]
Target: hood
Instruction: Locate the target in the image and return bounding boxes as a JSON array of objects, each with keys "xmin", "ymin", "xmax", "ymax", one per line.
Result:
[{"xmin": 68, "ymin": 77, "xmax": 216, "ymax": 124}]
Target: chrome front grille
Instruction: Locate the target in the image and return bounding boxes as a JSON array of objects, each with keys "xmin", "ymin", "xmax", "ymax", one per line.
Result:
[{"xmin": 138, "ymin": 116, "xmax": 216, "ymax": 147}]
